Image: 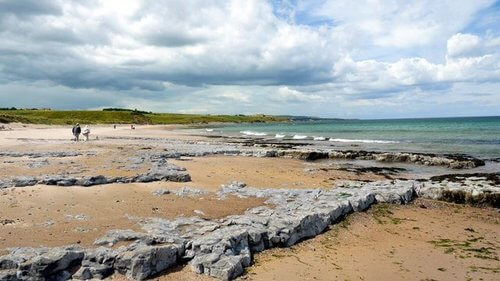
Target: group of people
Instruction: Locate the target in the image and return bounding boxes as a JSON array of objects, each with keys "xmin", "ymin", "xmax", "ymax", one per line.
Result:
[
  {"xmin": 72, "ymin": 123, "xmax": 90, "ymax": 141},
  {"xmin": 72, "ymin": 123, "xmax": 138, "ymax": 141}
]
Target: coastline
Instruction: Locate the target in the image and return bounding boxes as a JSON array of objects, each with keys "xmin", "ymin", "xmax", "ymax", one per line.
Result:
[{"xmin": 0, "ymin": 124, "xmax": 498, "ymax": 281}]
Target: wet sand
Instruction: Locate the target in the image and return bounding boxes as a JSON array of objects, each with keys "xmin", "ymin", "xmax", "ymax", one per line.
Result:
[
  {"xmin": 171, "ymin": 156, "xmax": 386, "ymax": 191},
  {"xmin": 0, "ymin": 184, "xmax": 267, "ymax": 249}
]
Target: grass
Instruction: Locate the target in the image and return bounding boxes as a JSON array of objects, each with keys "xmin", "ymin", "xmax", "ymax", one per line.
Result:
[
  {"xmin": 0, "ymin": 109, "xmax": 288, "ymax": 125},
  {"xmin": 429, "ymin": 237, "xmax": 498, "ymax": 261},
  {"xmin": 371, "ymin": 203, "xmax": 417, "ymax": 225}
]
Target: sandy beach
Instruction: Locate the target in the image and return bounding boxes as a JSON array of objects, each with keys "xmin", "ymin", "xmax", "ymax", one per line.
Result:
[
  {"xmin": 0, "ymin": 124, "xmax": 498, "ymax": 281},
  {"xmin": 2, "ymin": 1, "xmax": 499, "ymax": 279}
]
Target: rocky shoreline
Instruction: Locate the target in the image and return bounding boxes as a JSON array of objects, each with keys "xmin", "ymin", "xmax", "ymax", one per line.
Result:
[
  {"xmin": 152, "ymin": 139, "xmax": 487, "ymax": 169},
  {"xmin": 1, "ymin": 144, "xmax": 486, "ymax": 189},
  {"xmin": 0, "ymin": 173, "xmax": 498, "ymax": 281},
  {"xmin": 0, "ymin": 131, "xmax": 498, "ymax": 281}
]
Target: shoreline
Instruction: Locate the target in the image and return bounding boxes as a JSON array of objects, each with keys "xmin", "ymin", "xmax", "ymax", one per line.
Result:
[{"xmin": 0, "ymin": 124, "xmax": 498, "ymax": 281}]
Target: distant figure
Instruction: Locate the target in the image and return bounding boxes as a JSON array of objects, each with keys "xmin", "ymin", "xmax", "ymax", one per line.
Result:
[
  {"xmin": 72, "ymin": 123, "xmax": 81, "ymax": 141},
  {"xmin": 113, "ymin": 124, "xmax": 116, "ymax": 129},
  {"xmin": 82, "ymin": 125, "xmax": 90, "ymax": 141},
  {"xmin": 131, "ymin": 124, "xmax": 135, "ymax": 130}
]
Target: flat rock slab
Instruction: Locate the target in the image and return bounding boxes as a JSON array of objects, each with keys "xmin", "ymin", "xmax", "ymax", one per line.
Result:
[
  {"xmin": 0, "ymin": 157, "xmax": 191, "ymax": 189},
  {"xmin": 1, "ymin": 174, "xmax": 498, "ymax": 281}
]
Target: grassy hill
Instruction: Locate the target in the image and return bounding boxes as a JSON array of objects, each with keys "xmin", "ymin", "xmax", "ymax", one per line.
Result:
[{"xmin": 0, "ymin": 109, "xmax": 288, "ymax": 125}]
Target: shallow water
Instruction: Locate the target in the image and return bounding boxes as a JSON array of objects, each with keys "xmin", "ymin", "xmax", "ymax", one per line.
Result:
[{"xmin": 212, "ymin": 116, "xmax": 500, "ymax": 158}]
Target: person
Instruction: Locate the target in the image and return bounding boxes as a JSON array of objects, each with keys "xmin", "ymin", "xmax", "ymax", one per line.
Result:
[
  {"xmin": 113, "ymin": 124, "xmax": 116, "ymax": 129},
  {"xmin": 72, "ymin": 123, "xmax": 81, "ymax": 141},
  {"xmin": 82, "ymin": 125, "xmax": 90, "ymax": 141}
]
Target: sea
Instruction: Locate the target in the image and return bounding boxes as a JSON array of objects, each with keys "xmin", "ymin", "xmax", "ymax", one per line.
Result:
[{"xmin": 208, "ymin": 116, "xmax": 500, "ymax": 159}]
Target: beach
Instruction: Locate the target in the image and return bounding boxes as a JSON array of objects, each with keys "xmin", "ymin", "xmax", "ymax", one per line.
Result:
[{"xmin": 0, "ymin": 123, "xmax": 498, "ymax": 281}]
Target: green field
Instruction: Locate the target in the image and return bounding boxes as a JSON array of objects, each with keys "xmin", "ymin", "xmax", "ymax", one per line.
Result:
[{"xmin": 0, "ymin": 109, "xmax": 288, "ymax": 125}]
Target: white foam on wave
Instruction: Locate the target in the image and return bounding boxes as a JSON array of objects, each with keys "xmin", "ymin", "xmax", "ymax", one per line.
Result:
[
  {"xmin": 313, "ymin": 136, "xmax": 326, "ymax": 141},
  {"xmin": 293, "ymin": 135, "xmax": 308, "ymax": 140},
  {"xmin": 275, "ymin": 134, "xmax": 286, "ymax": 138},
  {"xmin": 240, "ymin": 130, "xmax": 267, "ymax": 136},
  {"xmin": 205, "ymin": 129, "xmax": 214, "ymax": 132},
  {"xmin": 328, "ymin": 138, "xmax": 398, "ymax": 144}
]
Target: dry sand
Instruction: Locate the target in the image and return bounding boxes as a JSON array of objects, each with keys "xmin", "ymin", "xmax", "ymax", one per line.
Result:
[
  {"xmin": 245, "ymin": 199, "xmax": 499, "ymax": 281},
  {"xmin": 0, "ymin": 123, "xmax": 196, "ymax": 147}
]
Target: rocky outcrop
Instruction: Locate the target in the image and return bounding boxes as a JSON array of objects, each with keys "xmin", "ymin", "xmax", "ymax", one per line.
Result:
[
  {"xmin": 0, "ymin": 244, "xmax": 184, "ymax": 281},
  {"xmin": 0, "ymin": 151, "xmax": 87, "ymax": 158},
  {"xmin": 0, "ymin": 246, "xmax": 84, "ymax": 280},
  {"xmin": 276, "ymin": 150, "xmax": 485, "ymax": 169},
  {"xmin": 418, "ymin": 173, "xmax": 500, "ymax": 207},
  {"xmin": 0, "ymin": 161, "xmax": 190, "ymax": 189},
  {"xmin": 138, "ymin": 140, "xmax": 485, "ymax": 169},
  {"xmin": 129, "ymin": 138, "xmax": 485, "ymax": 169},
  {"xmin": 1, "ymin": 174, "xmax": 498, "ymax": 281}
]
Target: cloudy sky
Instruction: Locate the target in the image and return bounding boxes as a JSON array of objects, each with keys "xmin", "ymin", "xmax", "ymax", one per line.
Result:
[{"xmin": 0, "ymin": 0, "xmax": 499, "ymax": 118}]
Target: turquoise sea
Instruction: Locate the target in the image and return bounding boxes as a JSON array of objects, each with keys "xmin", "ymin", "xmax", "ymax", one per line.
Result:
[{"xmin": 214, "ymin": 116, "xmax": 500, "ymax": 158}]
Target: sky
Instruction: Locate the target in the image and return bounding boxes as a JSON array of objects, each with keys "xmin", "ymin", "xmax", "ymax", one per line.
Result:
[{"xmin": 0, "ymin": 0, "xmax": 499, "ymax": 119}]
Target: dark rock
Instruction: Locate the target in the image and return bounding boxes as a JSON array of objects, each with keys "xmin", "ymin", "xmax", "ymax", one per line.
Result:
[
  {"xmin": 78, "ymin": 175, "xmax": 108, "ymax": 187},
  {"xmin": 12, "ymin": 177, "xmax": 38, "ymax": 187},
  {"xmin": 429, "ymin": 173, "xmax": 500, "ymax": 185}
]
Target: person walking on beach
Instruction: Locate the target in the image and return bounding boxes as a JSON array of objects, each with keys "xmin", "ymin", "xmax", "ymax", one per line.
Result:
[
  {"xmin": 72, "ymin": 123, "xmax": 81, "ymax": 141},
  {"xmin": 82, "ymin": 125, "xmax": 90, "ymax": 141}
]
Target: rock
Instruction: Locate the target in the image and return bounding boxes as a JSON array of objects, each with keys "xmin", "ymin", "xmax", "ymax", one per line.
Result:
[
  {"xmin": 14, "ymin": 246, "xmax": 84, "ymax": 280},
  {"xmin": 2, "ymin": 172, "xmax": 498, "ymax": 281},
  {"xmin": 0, "ymin": 152, "xmax": 83, "ymax": 158},
  {"xmin": 79, "ymin": 175, "xmax": 108, "ymax": 186},
  {"xmin": 0, "ymin": 269, "xmax": 17, "ymax": 280},
  {"xmin": 64, "ymin": 214, "xmax": 89, "ymax": 221},
  {"xmin": 152, "ymin": 189, "xmax": 170, "ymax": 196},
  {"xmin": 194, "ymin": 210, "xmax": 205, "ymax": 216},
  {"xmin": 94, "ymin": 230, "xmax": 148, "ymax": 247},
  {"xmin": 208, "ymin": 255, "xmax": 244, "ymax": 281},
  {"xmin": 12, "ymin": 177, "xmax": 37, "ymax": 187},
  {"xmin": 27, "ymin": 160, "xmax": 49, "ymax": 169},
  {"xmin": 175, "ymin": 187, "xmax": 208, "ymax": 197},
  {"xmin": 38, "ymin": 176, "xmax": 78, "ymax": 187},
  {"xmin": 114, "ymin": 244, "xmax": 184, "ymax": 280},
  {"xmin": 72, "ymin": 248, "xmax": 115, "ymax": 280}
]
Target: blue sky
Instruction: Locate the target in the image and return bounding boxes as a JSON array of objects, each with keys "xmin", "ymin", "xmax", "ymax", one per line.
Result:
[{"xmin": 0, "ymin": 0, "xmax": 499, "ymax": 118}]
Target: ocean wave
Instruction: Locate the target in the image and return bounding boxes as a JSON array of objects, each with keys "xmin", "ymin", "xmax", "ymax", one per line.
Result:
[
  {"xmin": 275, "ymin": 134, "xmax": 286, "ymax": 138},
  {"xmin": 328, "ymin": 138, "xmax": 398, "ymax": 144},
  {"xmin": 293, "ymin": 135, "xmax": 308, "ymax": 140},
  {"xmin": 240, "ymin": 130, "xmax": 267, "ymax": 136},
  {"xmin": 313, "ymin": 136, "xmax": 326, "ymax": 141}
]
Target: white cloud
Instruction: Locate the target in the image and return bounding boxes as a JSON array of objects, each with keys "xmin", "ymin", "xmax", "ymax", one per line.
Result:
[
  {"xmin": 311, "ymin": 0, "xmax": 495, "ymax": 49},
  {"xmin": 215, "ymin": 91, "xmax": 251, "ymax": 103},
  {"xmin": 0, "ymin": 0, "xmax": 498, "ymax": 118},
  {"xmin": 271, "ymin": 86, "xmax": 325, "ymax": 103},
  {"xmin": 447, "ymin": 33, "xmax": 481, "ymax": 58}
]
